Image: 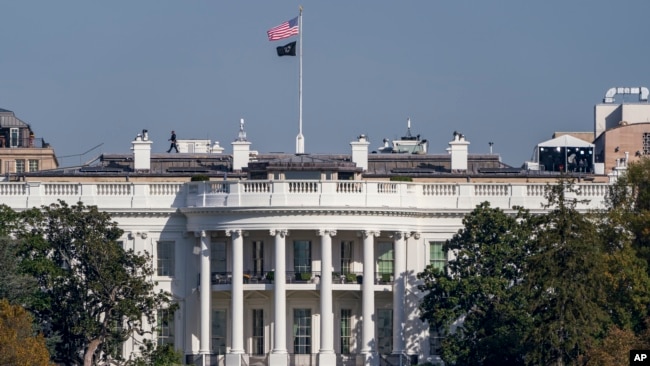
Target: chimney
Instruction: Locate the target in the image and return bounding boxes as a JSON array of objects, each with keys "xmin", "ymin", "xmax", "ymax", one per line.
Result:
[
  {"xmin": 350, "ymin": 134, "xmax": 370, "ymax": 171},
  {"xmin": 448, "ymin": 131, "xmax": 470, "ymax": 172},
  {"xmin": 131, "ymin": 130, "xmax": 153, "ymax": 172},
  {"xmin": 232, "ymin": 118, "xmax": 251, "ymax": 171}
]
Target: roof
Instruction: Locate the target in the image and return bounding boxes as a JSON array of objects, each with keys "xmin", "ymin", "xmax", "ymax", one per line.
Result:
[
  {"xmin": 0, "ymin": 109, "xmax": 30, "ymax": 129},
  {"xmin": 249, "ymin": 154, "xmax": 359, "ymax": 172},
  {"xmin": 538, "ymin": 135, "xmax": 594, "ymax": 148}
]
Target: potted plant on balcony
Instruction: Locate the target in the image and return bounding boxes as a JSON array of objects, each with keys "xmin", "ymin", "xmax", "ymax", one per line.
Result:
[
  {"xmin": 300, "ymin": 272, "xmax": 312, "ymax": 282},
  {"xmin": 333, "ymin": 272, "xmax": 343, "ymax": 283},
  {"xmin": 265, "ymin": 271, "xmax": 274, "ymax": 283},
  {"xmin": 345, "ymin": 273, "xmax": 357, "ymax": 283}
]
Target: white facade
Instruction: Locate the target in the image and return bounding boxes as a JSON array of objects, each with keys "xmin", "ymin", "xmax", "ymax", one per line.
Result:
[{"xmin": 0, "ymin": 179, "xmax": 608, "ymax": 366}]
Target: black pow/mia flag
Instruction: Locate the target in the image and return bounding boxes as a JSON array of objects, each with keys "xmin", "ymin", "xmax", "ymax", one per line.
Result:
[{"xmin": 276, "ymin": 41, "xmax": 297, "ymax": 57}]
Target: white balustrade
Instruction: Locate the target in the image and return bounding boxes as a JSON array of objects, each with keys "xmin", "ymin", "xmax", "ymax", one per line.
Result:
[{"xmin": 0, "ymin": 181, "xmax": 609, "ymax": 211}]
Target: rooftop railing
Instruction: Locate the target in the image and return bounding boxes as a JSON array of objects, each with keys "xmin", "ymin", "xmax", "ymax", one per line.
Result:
[{"xmin": 0, "ymin": 180, "xmax": 608, "ymax": 211}]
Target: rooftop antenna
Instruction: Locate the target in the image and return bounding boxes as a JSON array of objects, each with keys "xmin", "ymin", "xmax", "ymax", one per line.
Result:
[{"xmin": 406, "ymin": 118, "xmax": 412, "ymax": 138}]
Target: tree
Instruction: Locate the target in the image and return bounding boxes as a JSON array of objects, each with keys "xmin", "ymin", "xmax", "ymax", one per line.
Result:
[
  {"xmin": 581, "ymin": 324, "xmax": 649, "ymax": 366},
  {"xmin": 607, "ymin": 157, "xmax": 650, "ymax": 273},
  {"xmin": 18, "ymin": 201, "xmax": 176, "ymax": 366},
  {"xmin": 129, "ymin": 341, "xmax": 185, "ymax": 366},
  {"xmin": 418, "ymin": 180, "xmax": 650, "ymax": 366},
  {"xmin": 0, "ymin": 205, "xmax": 37, "ymax": 304},
  {"xmin": 418, "ymin": 202, "xmax": 534, "ymax": 365},
  {"xmin": 523, "ymin": 182, "xmax": 612, "ymax": 366},
  {"xmin": 0, "ymin": 299, "xmax": 51, "ymax": 366}
]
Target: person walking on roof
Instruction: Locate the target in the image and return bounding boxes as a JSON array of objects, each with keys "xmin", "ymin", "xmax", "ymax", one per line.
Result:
[{"xmin": 167, "ymin": 130, "xmax": 179, "ymax": 153}]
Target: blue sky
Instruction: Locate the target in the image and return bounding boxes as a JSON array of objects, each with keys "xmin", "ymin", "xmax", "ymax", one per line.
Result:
[{"xmin": 1, "ymin": 1, "xmax": 649, "ymax": 167}]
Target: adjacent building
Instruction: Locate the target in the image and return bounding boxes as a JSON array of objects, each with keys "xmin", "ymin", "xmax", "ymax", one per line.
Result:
[{"xmin": 0, "ymin": 108, "xmax": 58, "ymax": 176}]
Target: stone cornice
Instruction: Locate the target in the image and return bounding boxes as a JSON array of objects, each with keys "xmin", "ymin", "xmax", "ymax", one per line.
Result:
[
  {"xmin": 104, "ymin": 209, "xmax": 178, "ymax": 218},
  {"xmin": 179, "ymin": 206, "xmax": 470, "ymax": 219}
]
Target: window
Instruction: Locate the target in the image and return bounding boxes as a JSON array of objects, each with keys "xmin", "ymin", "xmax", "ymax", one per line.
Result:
[
  {"xmin": 429, "ymin": 325, "xmax": 443, "ymax": 356},
  {"xmin": 377, "ymin": 309, "xmax": 393, "ymax": 354},
  {"xmin": 157, "ymin": 308, "xmax": 174, "ymax": 346},
  {"xmin": 252, "ymin": 241, "xmax": 264, "ymax": 276},
  {"xmin": 212, "ymin": 309, "xmax": 227, "ymax": 354},
  {"xmin": 28, "ymin": 159, "xmax": 39, "ymax": 172},
  {"xmin": 293, "ymin": 308, "xmax": 311, "ymax": 354},
  {"xmin": 340, "ymin": 309, "xmax": 352, "ymax": 354},
  {"xmin": 340, "ymin": 241, "xmax": 353, "ymax": 274},
  {"xmin": 211, "ymin": 241, "xmax": 227, "ymax": 274},
  {"xmin": 156, "ymin": 241, "xmax": 174, "ymax": 276},
  {"xmin": 252, "ymin": 309, "xmax": 264, "ymax": 355},
  {"xmin": 15, "ymin": 159, "xmax": 25, "ymax": 173},
  {"xmin": 9, "ymin": 128, "xmax": 18, "ymax": 147},
  {"xmin": 294, "ymin": 240, "xmax": 311, "ymax": 273},
  {"xmin": 644, "ymin": 132, "xmax": 650, "ymax": 155},
  {"xmin": 377, "ymin": 242, "xmax": 394, "ymax": 275},
  {"xmin": 429, "ymin": 241, "xmax": 446, "ymax": 271}
]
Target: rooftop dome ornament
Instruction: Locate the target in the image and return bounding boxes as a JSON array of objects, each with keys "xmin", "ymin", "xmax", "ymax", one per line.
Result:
[{"xmin": 236, "ymin": 118, "xmax": 247, "ymax": 142}]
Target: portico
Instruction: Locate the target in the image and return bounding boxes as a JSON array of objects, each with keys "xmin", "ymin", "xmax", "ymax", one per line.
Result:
[{"xmin": 189, "ymin": 224, "xmax": 421, "ymax": 366}]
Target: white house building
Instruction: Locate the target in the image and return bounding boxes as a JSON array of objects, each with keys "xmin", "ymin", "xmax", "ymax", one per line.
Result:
[{"xmin": 0, "ymin": 121, "xmax": 610, "ymax": 366}]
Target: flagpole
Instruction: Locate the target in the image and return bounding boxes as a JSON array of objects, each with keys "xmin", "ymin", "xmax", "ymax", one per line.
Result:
[{"xmin": 296, "ymin": 6, "xmax": 304, "ymax": 154}]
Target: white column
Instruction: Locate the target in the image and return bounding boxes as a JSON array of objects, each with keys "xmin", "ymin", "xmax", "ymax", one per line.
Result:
[
  {"xmin": 362, "ymin": 230, "xmax": 379, "ymax": 365},
  {"xmin": 270, "ymin": 229, "xmax": 289, "ymax": 366},
  {"xmin": 228, "ymin": 230, "xmax": 245, "ymax": 357},
  {"xmin": 318, "ymin": 229, "xmax": 336, "ymax": 365},
  {"xmin": 198, "ymin": 231, "xmax": 211, "ymax": 355},
  {"xmin": 392, "ymin": 232, "xmax": 407, "ymax": 355}
]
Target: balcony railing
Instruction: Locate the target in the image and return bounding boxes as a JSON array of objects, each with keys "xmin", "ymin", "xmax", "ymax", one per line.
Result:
[
  {"xmin": 0, "ymin": 180, "xmax": 609, "ymax": 211},
  {"xmin": 197, "ymin": 271, "xmax": 396, "ymax": 287},
  {"xmin": 188, "ymin": 180, "xmax": 608, "ymax": 211},
  {"xmin": 333, "ymin": 272, "xmax": 364, "ymax": 284},
  {"xmin": 284, "ymin": 271, "xmax": 321, "ymax": 284},
  {"xmin": 0, "ymin": 137, "xmax": 48, "ymax": 149}
]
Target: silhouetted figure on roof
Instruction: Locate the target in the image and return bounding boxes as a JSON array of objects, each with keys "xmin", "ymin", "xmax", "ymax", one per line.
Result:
[{"xmin": 167, "ymin": 130, "xmax": 179, "ymax": 153}]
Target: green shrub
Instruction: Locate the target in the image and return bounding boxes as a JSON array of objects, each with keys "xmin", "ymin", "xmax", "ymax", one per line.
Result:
[
  {"xmin": 390, "ymin": 176, "xmax": 413, "ymax": 182},
  {"xmin": 190, "ymin": 174, "xmax": 210, "ymax": 181}
]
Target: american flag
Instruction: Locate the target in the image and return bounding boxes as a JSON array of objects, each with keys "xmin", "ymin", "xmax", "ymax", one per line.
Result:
[{"xmin": 267, "ymin": 16, "xmax": 299, "ymax": 41}]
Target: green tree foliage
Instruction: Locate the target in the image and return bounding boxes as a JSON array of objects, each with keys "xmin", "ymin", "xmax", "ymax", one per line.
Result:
[
  {"xmin": 608, "ymin": 157, "xmax": 650, "ymax": 271},
  {"xmin": 524, "ymin": 182, "xmax": 610, "ymax": 365},
  {"xmin": 0, "ymin": 205, "xmax": 37, "ymax": 304},
  {"xmin": 18, "ymin": 201, "xmax": 176, "ymax": 366},
  {"xmin": 419, "ymin": 179, "xmax": 650, "ymax": 365},
  {"xmin": 130, "ymin": 341, "xmax": 185, "ymax": 366},
  {"xmin": 0, "ymin": 299, "xmax": 51, "ymax": 366},
  {"xmin": 418, "ymin": 202, "xmax": 534, "ymax": 365}
]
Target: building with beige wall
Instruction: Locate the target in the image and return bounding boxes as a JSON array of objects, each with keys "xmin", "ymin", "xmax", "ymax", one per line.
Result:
[
  {"xmin": 0, "ymin": 108, "xmax": 58, "ymax": 176},
  {"xmin": 593, "ymin": 87, "xmax": 650, "ymax": 173}
]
